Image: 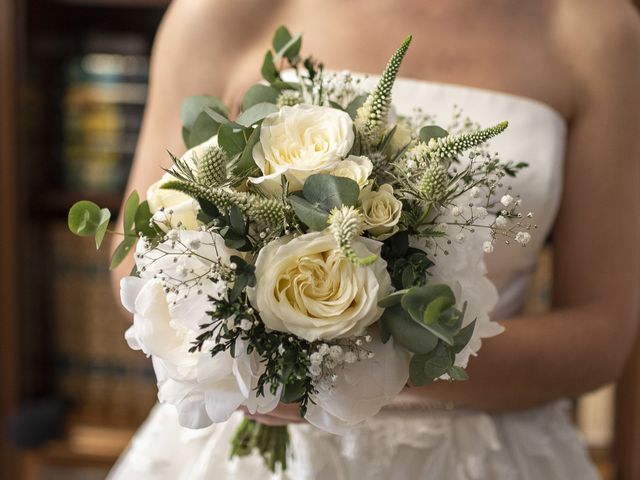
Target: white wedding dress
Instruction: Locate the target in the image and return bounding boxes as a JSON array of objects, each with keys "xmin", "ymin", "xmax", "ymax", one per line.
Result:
[{"xmin": 108, "ymin": 77, "xmax": 601, "ymax": 480}]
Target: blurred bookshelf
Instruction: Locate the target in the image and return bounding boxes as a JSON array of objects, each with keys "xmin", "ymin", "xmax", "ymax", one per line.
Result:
[{"xmin": 2, "ymin": 1, "xmax": 166, "ymax": 478}]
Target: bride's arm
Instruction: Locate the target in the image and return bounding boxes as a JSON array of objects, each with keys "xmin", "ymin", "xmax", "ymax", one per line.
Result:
[{"xmin": 405, "ymin": 7, "xmax": 640, "ymax": 411}]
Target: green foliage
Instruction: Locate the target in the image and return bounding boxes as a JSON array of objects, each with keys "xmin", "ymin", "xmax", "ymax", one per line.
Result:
[
  {"xmin": 261, "ymin": 50, "xmax": 279, "ymax": 83},
  {"xmin": 68, "ymin": 201, "xmax": 112, "ymax": 249},
  {"xmin": 218, "ymin": 123, "xmax": 247, "ymax": 157},
  {"xmin": 409, "ymin": 342, "xmax": 452, "ymax": 386},
  {"xmin": 380, "ymin": 305, "xmax": 439, "ymax": 354},
  {"xmin": 181, "ymin": 96, "xmax": 228, "ymax": 148},
  {"xmin": 242, "ymin": 85, "xmax": 280, "ymax": 111},
  {"xmin": 228, "ymin": 255, "xmax": 256, "ymax": 302},
  {"xmin": 236, "ymin": 102, "xmax": 278, "ymax": 127},
  {"xmin": 189, "ymin": 111, "xmax": 219, "ymax": 148},
  {"xmin": 110, "ymin": 236, "xmax": 136, "ymax": 271},
  {"xmin": 288, "ymin": 174, "xmax": 360, "ymax": 231},
  {"xmin": 272, "ymin": 25, "xmax": 302, "ymax": 62},
  {"xmin": 235, "ymin": 126, "xmax": 261, "ymax": 178},
  {"xmin": 419, "ymin": 125, "xmax": 449, "ymax": 143},
  {"xmin": 122, "ymin": 191, "xmax": 139, "ymax": 234},
  {"xmin": 401, "ymin": 285, "xmax": 458, "ymax": 345},
  {"xmin": 134, "ymin": 201, "xmax": 156, "ymax": 237}
]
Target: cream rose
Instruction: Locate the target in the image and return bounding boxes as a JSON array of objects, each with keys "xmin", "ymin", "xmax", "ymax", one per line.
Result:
[
  {"xmin": 249, "ymin": 104, "xmax": 355, "ymax": 193},
  {"xmin": 147, "ymin": 136, "xmax": 218, "ymax": 231},
  {"xmin": 247, "ymin": 232, "xmax": 391, "ymax": 342},
  {"xmin": 329, "ymin": 155, "xmax": 373, "ymax": 188},
  {"xmin": 360, "ymin": 184, "xmax": 403, "ymax": 240}
]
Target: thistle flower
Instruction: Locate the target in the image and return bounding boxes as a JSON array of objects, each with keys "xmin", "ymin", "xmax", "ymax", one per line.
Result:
[
  {"xmin": 418, "ymin": 162, "xmax": 449, "ymax": 203},
  {"xmin": 196, "ymin": 146, "xmax": 228, "ymax": 187},
  {"xmin": 355, "ymin": 35, "xmax": 412, "ymax": 148},
  {"xmin": 327, "ymin": 206, "xmax": 377, "ymax": 266}
]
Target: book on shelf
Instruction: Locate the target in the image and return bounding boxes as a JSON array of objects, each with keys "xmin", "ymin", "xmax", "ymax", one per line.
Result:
[{"xmin": 61, "ymin": 33, "xmax": 150, "ymax": 195}]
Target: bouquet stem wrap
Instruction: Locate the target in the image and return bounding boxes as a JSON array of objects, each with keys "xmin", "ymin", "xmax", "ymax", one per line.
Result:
[{"xmin": 230, "ymin": 418, "xmax": 290, "ymax": 472}]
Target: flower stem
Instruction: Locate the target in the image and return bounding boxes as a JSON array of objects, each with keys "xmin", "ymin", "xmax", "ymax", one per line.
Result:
[{"xmin": 230, "ymin": 418, "xmax": 290, "ymax": 473}]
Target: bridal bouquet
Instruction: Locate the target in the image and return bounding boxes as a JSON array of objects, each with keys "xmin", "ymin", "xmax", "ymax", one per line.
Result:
[{"xmin": 68, "ymin": 27, "xmax": 533, "ymax": 472}]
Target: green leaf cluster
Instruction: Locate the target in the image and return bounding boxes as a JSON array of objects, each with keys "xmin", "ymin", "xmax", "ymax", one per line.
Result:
[
  {"xmin": 67, "ymin": 191, "xmax": 160, "ymax": 270},
  {"xmin": 378, "ymin": 282, "xmax": 476, "ymax": 386},
  {"xmin": 288, "ymin": 174, "xmax": 360, "ymax": 231}
]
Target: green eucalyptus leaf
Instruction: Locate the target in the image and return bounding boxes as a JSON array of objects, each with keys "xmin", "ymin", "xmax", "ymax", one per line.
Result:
[
  {"xmin": 235, "ymin": 126, "xmax": 261, "ymax": 177},
  {"xmin": 453, "ymin": 320, "xmax": 476, "ymax": 353},
  {"xmin": 377, "ymin": 289, "xmax": 408, "ymax": 308},
  {"xmin": 204, "ymin": 107, "xmax": 233, "ymax": 125},
  {"xmin": 302, "ymin": 173, "xmax": 360, "ymax": 211},
  {"xmin": 94, "ymin": 208, "xmax": 111, "ymax": 249},
  {"xmin": 289, "ymin": 195, "xmax": 329, "ymax": 231},
  {"xmin": 423, "ymin": 295, "xmax": 456, "ymax": 325},
  {"xmin": 123, "ymin": 191, "xmax": 140, "ymax": 234},
  {"xmin": 409, "ymin": 343, "xmax": 452, "ymax": 386},
  {"xmin": 188, "ymin": 110, "xmax": 219, "ymax": 148},
  {"xmin": 110, "ymin": 235, "xmax": 137, "ymax": 270},
  {"xmin": 448, "ymin": 366, "xmax": 469, "ymax": 381},
  {"xmin": 68, "ymin": 200, "xmax": 101, "ymax": 236},
  {"xmin": 229, "ymin": 206, "xmax": 247, "ymax": 235},
  {"xmin": 236, "ymin": 102, "xmax": 278, "ymax": 127},
  {"xmin": 181, "ymin": 95, "xmax": 227, "ymax": 128},
  {"xmin": 242, "ymin": 84, "xmax": 280, "ymax": 111},
  {"xmin": 134, "ymin": 201, "xmax": 156, "ymax": 237},
  {"xmin": 401, "ymin": 285, "xmax": 458, "ymax": 345},
  {"xmin": 272, "ymin": 25, "xmax": 292, "ymax": 52},
  {"xmin": 281, "ymin": 379, "xmax": 306, "ymax": 404},
  {"xmin": 275, "ymin": 34, "xmax": 302, "ymax": 61},
  {"xmin": 380, "ymin": 305, "xmax": 439, "ymax": 354},
  {"xmin": 218, "ymin": 123, "xmax": 247, "ymax": 157},
  {"xmin": 261, "ymin": 50, "xmax": 279, "ymax": 83},
  {"xmin": 419, "ymin": 125, "xmax": 449, "ymax": 143}
]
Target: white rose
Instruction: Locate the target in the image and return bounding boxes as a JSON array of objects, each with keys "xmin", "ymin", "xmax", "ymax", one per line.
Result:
[
  {"xmin": 360, "ymin": 184, "xmax": 403, "ymax": 240},
  {"xmin": 247, "ymin": 232, "xmax": 391, "ymax": 342},
  {"xmin": 329, "ymin": 155, "xmax": 373, "ymax": 188},
  {"xmin": 249, "ymin": 104, "xmax": 355, "ymax": 193},
  {"xmin": 146, "ymin": 136, "xmax": 218, "ymax": 231}
]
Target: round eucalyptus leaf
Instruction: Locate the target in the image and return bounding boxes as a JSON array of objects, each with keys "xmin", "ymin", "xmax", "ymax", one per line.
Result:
[{"xmin": 68, "ymin": 201, "xmax": 101, "ymax": 237}]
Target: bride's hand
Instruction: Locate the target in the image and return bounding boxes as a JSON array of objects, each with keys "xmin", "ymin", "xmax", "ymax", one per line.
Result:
[{"xmin": 240, "ymin": 403, "xmax": 306, "ymax": 426}]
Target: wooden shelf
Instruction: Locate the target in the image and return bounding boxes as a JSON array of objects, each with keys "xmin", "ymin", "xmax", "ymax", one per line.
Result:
[{"xmin": 20, "ymin": 423, "xmax": 134, "ymax": 480}]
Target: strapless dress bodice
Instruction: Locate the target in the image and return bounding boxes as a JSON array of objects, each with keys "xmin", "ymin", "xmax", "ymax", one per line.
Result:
[{"xmin": 373, "ymin": 75, "xmax": 567, "ymax": 321}]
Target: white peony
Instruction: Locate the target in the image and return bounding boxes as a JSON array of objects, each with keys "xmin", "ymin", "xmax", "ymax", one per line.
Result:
[
  {"xmin": 359, "ymin": 184, "xmax": 403, "ymax": 240},
  {"xmin": 121, "ymin": 230, "xmax": 279, "ymax": 428},
  {"xmin": 146, "ymin": 136, "xmax": 218, "ymax": 231},
  {"xmin": 249, "ymin": 104, "xmax": 355, "ymax": 193},
  {"xmin": 247, "ymin": 232, "xmax": 392, "ymax": 342},
  {"xmin": 329, "ymin": 155, "xmax": 373, "ymax": 188},
  {"xmin": 304, "ymin": 327, "xmax": 410, "ymax": 434}
]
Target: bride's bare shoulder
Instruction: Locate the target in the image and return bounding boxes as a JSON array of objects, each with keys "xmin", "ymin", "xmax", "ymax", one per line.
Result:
[
  {"xmin": 152, "ymin": 0, "xmax": 284, "ymax": 95},
  {"xmin": 554, "ymin": 0, "xmax": 640, "ymax": 112}
]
